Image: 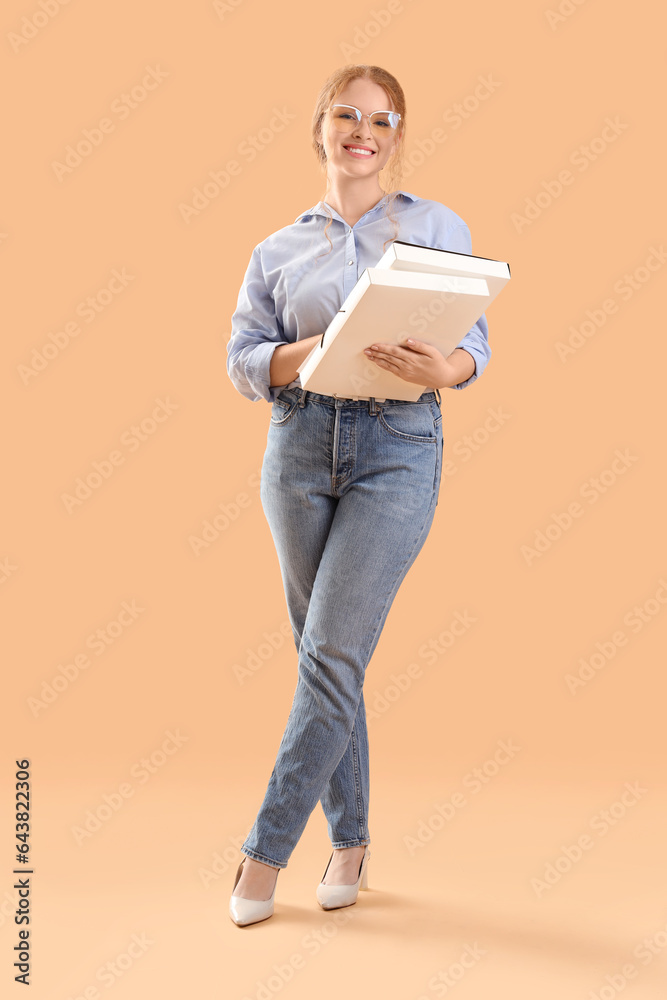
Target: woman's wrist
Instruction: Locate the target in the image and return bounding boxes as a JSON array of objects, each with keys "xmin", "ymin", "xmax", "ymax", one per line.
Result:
[
  {"xmin": 269, "ymin": 334, "xmax": 322, "ymax": 388},
  {"xmin": 439, "ymin": 348, "xmax": 476, "ymax": 388}
]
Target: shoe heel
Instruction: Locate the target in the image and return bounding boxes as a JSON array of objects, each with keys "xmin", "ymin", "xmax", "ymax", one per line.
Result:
[{"xmin": 360, "ymin": 853, "xmax": 369, "ymax": 890}]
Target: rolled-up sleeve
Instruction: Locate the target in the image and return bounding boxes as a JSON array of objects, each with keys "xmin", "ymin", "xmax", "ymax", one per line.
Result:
[
  {"xmin": 441, "ymin": 223, "xmax": 492, "ymax": 391},
  {"xmin": 226, "ymin": 245, "xmax": 287, "ymax": 403}
]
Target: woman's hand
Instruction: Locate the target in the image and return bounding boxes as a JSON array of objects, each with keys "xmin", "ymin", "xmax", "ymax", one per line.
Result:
[{"xmin": 363, "ymin": 339, "xmax": 474, "ymax": 389}]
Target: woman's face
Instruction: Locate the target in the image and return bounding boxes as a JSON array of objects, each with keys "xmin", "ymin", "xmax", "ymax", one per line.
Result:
[{"xmin": 319, "ymin": 77, "xmax": 401, "ymax": 181}]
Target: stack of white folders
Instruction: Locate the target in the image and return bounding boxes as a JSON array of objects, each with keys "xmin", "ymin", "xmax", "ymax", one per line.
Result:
[{"xmin": 296, "ymin": 240, "xmax": 511, "ymax": 402}]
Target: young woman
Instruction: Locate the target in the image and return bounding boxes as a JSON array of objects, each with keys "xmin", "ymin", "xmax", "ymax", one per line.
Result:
[{"xmin": 226, "ymin": 64, "xmax": 491, "ymax": 926}]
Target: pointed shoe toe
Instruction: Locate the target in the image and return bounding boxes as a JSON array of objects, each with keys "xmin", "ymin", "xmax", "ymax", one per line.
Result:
[
  {"xmin": 316, "ymin": 846, "xmax": 370, "ymax": 910},
  {"xmin": 229, "ymin": 857, "xmax": 280, "ymax": 926}
]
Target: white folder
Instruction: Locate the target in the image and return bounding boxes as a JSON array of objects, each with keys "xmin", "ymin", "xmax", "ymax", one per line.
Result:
[{"xmin": 297, "ymin": 242, "xmax": 510, "ymax": 402}]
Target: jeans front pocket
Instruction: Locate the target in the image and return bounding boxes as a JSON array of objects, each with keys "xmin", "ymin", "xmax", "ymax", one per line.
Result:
[
  {"xmin": 378, "ymin": 401, "xmax": 438, "ymax": 443},
  {"xmin": 270, "ymin": 390, "xmax": 299, "ymax": 426}
]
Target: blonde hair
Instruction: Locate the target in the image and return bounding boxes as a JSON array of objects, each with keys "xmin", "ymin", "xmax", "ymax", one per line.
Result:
[{"xmin": 311, "ymin": 64, "xmax": 407, "ymax": 260}]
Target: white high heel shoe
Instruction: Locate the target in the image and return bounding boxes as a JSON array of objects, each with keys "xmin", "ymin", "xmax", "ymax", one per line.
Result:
[
  {"xmin": 316, "ymin": 845, "xmax": 370, "ymax": 910},
  {"xmin": 229, "ymin": 857, "xmax": 280, "ymax": 926}
]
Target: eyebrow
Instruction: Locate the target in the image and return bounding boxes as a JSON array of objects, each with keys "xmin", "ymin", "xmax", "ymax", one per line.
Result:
[{"xmin": 335, "ymin": 103, "xmax": 397, "ymax": 112}]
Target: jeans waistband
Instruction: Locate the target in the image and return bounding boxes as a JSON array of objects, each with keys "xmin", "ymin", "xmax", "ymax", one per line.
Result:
[{"xmin": 284, "ymin": 386, "xmax": 442, "ymax": 410}]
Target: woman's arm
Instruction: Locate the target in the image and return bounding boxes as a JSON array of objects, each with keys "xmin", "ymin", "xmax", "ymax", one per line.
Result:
[
  {"xmin": 363, "ymin": 340, "xmax": 476, "ymax": 389},
  {"xmin": 269, "ymin": 333, "xmax": 322, "ymax": 389},
  {"xmin": 228, "ymin": 244, "xmax": 295, "ymax": 403}
]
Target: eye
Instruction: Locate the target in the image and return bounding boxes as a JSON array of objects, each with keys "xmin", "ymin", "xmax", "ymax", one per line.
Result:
[{"xmin": 371, "ymin": 113, "xmax": 394, "ymax": 129}]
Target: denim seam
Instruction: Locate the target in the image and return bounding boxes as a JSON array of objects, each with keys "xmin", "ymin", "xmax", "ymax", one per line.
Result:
[{"xmin": 349, "ymin": 725, "xmax": 367, "ymax": 841}]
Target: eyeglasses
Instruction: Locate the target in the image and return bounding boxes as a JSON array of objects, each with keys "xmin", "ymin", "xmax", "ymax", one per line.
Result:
[{"xmin": 328, "ymin": 104, "xmax": 401, "ymax": 138}]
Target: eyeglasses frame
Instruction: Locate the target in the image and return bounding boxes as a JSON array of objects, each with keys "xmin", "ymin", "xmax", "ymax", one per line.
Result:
[{"xmin": 328, "ymin": 103, "xmax": 402, "ymax": 136}]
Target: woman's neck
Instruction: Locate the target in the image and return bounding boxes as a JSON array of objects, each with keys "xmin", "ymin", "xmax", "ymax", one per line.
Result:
[{"xmin": 323, "ymin": 180, "xmax": 386, "ymax": 228}]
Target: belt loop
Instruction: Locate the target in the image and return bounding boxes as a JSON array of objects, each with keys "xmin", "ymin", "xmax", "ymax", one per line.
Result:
[
  {"xmin": 299, "ymin": 389, "xmax": 308, "ymax": 408},
  {"xmin": 435, "ymin": 387, "xmax": 442, "ymax": 406},
  {"xmin": 369, "ymin": 396, "xmax": 376, "ymax": 415}
]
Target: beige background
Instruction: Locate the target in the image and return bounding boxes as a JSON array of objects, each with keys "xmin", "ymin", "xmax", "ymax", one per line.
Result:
[{"xmin": 3, "ymin": 0, "xmax": 666, "ymax": 996}]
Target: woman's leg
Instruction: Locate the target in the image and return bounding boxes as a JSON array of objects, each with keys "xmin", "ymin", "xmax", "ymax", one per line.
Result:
[
  {"xmin": 243, "ymin": 390, "xmax": 370, "ymax": 859},
  {"xmin": 240, "ymin": 389, "xmax": 443, "ymax": 869},
  {"xmin": 319, "ymin": 691, "xmax": 370, "ymax": 849},
  {"xmin": 263, "ymin": 487, "xmax": 371, "ymax": 850}
]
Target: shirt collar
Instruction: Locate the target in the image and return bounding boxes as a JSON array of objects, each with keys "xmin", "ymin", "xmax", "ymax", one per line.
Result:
[{"xmin": 294, "ymin": 190, "xmax": 420, "ymax": 224}]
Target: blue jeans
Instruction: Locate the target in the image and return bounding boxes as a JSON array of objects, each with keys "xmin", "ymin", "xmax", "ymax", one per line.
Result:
[{"xmin": 240, "ymin": 386, "xmax": 444, "ymax": 869}]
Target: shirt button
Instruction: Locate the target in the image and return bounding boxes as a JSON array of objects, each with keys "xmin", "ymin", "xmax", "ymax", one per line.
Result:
[{"xmin": 347, "ymin": 260, "xmax": 354, "ymax": 265}]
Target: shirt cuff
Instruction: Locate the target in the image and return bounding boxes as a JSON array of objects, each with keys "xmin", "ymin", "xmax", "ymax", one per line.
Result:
[{"xmin": 244, "ymin": 341, "xmax": 288, "ymax": 403}]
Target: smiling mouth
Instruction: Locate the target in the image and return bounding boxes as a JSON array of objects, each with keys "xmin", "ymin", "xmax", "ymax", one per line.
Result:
[{"xmin": 344, "ymin": 145, "xmax": 376, "ymax": 157}]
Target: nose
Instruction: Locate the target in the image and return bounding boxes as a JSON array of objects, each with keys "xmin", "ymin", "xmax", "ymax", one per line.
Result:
[{"xmin": 351, "ymin": 115, "xmax": 372, "ymax": 141}]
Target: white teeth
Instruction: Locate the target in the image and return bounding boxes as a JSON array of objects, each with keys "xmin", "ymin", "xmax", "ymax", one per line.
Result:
[{"xmin": 345, "ymin": 146, "xmax": 373, "ymax": 155}]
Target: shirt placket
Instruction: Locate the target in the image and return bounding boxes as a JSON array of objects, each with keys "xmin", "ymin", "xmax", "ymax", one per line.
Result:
[{"xmin": 342, "ymin": 223, "xmax": 358, "ymax": 298}]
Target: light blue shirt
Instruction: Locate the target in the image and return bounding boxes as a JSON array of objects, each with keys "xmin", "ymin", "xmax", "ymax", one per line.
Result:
[{"xmin": 227, "ymin": 190, "xmax": 491, "ymax": 403}]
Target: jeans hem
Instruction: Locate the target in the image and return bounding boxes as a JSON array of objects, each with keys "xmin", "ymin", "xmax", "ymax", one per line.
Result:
[
  {"xmin": 330, "ymin": 838, "xmax": 371, "ymax": 849},
  {"xmin": 240, "ymin": 847, "xmax": 287, "ymax": 869}
]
